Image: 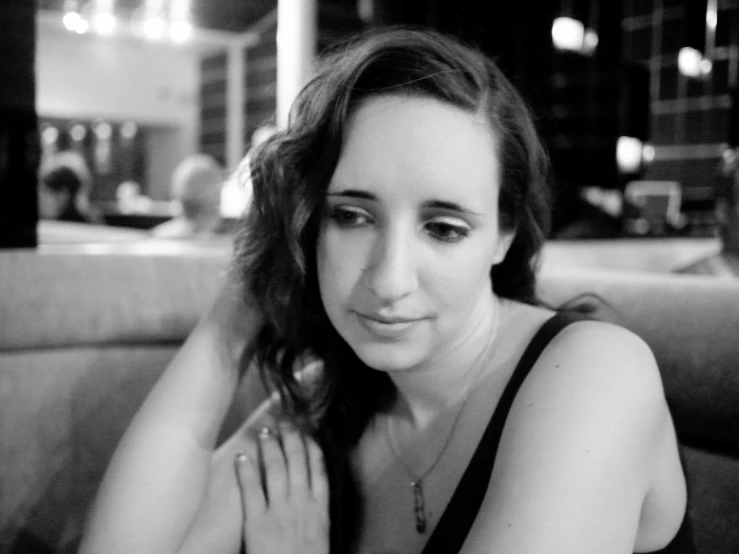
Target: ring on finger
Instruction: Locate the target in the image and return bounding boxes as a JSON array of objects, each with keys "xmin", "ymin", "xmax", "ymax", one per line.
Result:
[{"xmin": 258, "ymin": 426, "xmax": 276, "ymax": 439}]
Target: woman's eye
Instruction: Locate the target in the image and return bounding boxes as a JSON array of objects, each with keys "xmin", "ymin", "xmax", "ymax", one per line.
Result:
[
  {"xmin": 426, "ymin": 221, "xmax": 470, "ymax": 243},
  {"xmin": 329, "ymin": 206, "xmax": 371, "ymax": 227}
]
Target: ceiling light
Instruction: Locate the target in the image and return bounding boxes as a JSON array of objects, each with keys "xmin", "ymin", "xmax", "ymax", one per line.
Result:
[
  {"xmin": 143, "ymin": 16, "xmax": 166, "ymax": 40},
  {"xmin": 120, "ymin": 121, "xmax": 138, "ymax": 140},
  {"xmin": 62, "ymin": 0, "xmax": 82, "ymax": 31},
  {"xmin": 140, "ymin": 0, "xmax": 167, "ymax": 40},
  {"xmin": 74, "ymin": 17, "xmax": 90, "ymax": 34},
  {"xmin": 617, "ymin": 136, "xmax": 644, "ymax": 175},
  {"xmin": 42, "ymin": 126, "xmax": 59, "ymax": 144},
  {"xmin": 169, "ymin": 0, "xmax": 193, "ymax": 42},
  {"xmin": 91, "ymin": 0, "xmax": 117, "ymax": 34},
  {"xmin": 94, "ymin": 121, "xmax": 112, "ymax": 140},
  {"xmin": 583, "ymin": 29, "xmax": 598, "ymax": 55},
  {"xmin": 70, "ymin": 124, "xmax": 87, "ymax": 142},
  {"xmin": 642, "ymin": 144, "xmax": 656, "ymax": 164},
  {"xmin": 63, "ymin": 11, "xmax": 81, "ymax": 31},
  {"xmin": 93, "ymin": 12, "xmax": 117, "ymax": 34},
  {"xmin": 706, "ymin": 6, "xmax": 718, "ymax": 30},
  {"xmin": 552, "ymin": 17, "xmax": 585, "ymax": 52},
  {"xmin": 678, "ymin": 47, "xmax": 706, "ymax": 78},
  {"xmin": 170, "ymin": 20, "xmax": 192, "ymax": 42}
]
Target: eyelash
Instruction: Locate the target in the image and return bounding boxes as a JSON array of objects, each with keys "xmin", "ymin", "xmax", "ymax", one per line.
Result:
[{"xmin": 327, "ymin": 206, "xmax": 471, "ymax": 244}]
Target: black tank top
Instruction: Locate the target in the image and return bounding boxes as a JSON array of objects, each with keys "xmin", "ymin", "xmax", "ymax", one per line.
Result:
[{"xmin": 420, "ymin": 312, "xmax": 694, "ymax": 554}]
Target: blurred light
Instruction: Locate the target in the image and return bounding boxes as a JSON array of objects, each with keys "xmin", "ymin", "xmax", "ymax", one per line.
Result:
[
  {"xmin": 70, "ymin": 124, "xmax": 87, "ymax": 142},
  {"xmin": 92, "ymin": 12, "xmax": 117, "ymax": 34},
  {"xmin": 42, "ymin": 126, "xmax": 59, "ymax": 144},
  {"xmin": 170, "ymin": 20, "xmax": 192, "ymax": 42},
  {"xmin": 141, "ymin": 0, "xmax": 167, "ymax": 40},
  {"xmin": 357, "ymin": 0, "xmax": 374, "ymax": 22},
  {"xmin": 94, "ymin": 121, "xmax": 112, "ymax": 140},
  {"xmin": 582, "ymin": 186, "xmax": 623, "ymax": 218},
  {"xmin": 706, "ymin": 6, "xmax": 718, "ymax": 30},
  {"xmin": 91, "ymin": 0, "xmax": 117, "ymax": 34},
  {"xmin": 63, "ymin": 11, "xmax": 81, "ymax": 31},
  {"xmin": 678, "ymin": 47, "xmax": 704, "ymax": 78},
  {"xmin": 120, "ymin": 121, "xmax": 138, "ymax": 140},
  {"xmin": 220, "ymin": 175, "xmax": 251, "ymax": 218},
  {"xmin": 143, "ymin": 16, "xmax": 166, "ymax": 40},
  {"xmin": 617, "ymin": 136, "xmax": 644, "ymax": 174},
  {"xmin": 170, "ymin": 0, "xmax": 192, "ymax": 42},
  {"xmin": 63, "ymin": 0, "xmax": 81, "ymax": 31},
  {"xmin": 642, "ymin": 143, "xmax": 656, "ymax": 164},
  {"xmin": 75, "ymin": 17, "xmax": 90, "ymax": 34},
  {"xmin": 170, "ymin": 0, "xmax": 190, "ymax": 19},
  {"xmin": 582, "ymin": 29, "xmax": 598, "ymax": 55},
  {"xmin": 700, "ymin": 58, "xmax": 713, "ymax": 75},
  {"xmin": 552, "ymin": 17, "xmax": 585, "ymax": 52}
]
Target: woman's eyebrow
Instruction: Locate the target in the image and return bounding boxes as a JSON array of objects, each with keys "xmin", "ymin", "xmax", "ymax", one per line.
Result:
[
  {"xmin": 325, "ymin": 189, "xmax": 375, "ymax": 200},
  {"xmin": 424, "ymin": 200, "xmax": 483, "ymax": 217},
  {"xmin": 326, "ymin": 189, "xmax": 483, "ymax": 217}
]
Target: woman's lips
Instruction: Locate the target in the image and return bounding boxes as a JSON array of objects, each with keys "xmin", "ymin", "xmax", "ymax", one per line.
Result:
[{"xmin": 355, "ymin": 312, "xmax": 421, "ymax": 337}]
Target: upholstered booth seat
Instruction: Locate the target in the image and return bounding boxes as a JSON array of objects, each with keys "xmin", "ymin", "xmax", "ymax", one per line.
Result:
[{"xmin": 1, "ymin": 248, "xmax": 737, "ymax": 553}]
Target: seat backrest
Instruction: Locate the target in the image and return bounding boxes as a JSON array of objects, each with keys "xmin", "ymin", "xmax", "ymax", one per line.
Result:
[{"xmin": 0, "ymin": 248, "xmax": 228, "ymax": 552}]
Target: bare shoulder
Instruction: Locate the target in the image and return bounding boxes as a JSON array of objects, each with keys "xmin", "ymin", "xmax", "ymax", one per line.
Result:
[
  {"xmin": 514, "ymin": 317, "xmax": 670, "ymax": 446},
  {"xmin": 531, "ymin": 316, "xmax": 663, "ymax": 397},
  {"xmin": 459, "ymin": 315, "xmax": 684, "ymax": 552},
  {"xmin": 502, "ymin": 304, "xmax": 666, "ymax": 411}
]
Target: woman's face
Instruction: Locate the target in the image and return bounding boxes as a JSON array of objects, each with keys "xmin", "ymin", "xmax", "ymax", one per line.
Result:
[{"xmin": 316, "ymin": 95, "xmax": 513, "ymax": 373}]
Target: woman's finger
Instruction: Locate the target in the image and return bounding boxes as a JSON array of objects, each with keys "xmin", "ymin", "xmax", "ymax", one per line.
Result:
[
  {"xmin": 306, "ymin": 435, "xmax": 329, "ymax": 505},
  {"xmin": 258, "ymin": 427, "xmax": 289, "ymax": 505},
  {"xmin": 234, "ymin": 441, "xmax": 267, "ymax": 520},
  {"xmin": 280, "ymin": 422, "xmax": 311, "ymax": 497}
]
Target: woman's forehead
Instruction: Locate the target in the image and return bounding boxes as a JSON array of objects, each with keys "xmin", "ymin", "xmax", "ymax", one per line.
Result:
[{"xmin": 330, "ymin": 95, "xmax": 500, "ymax": 206}]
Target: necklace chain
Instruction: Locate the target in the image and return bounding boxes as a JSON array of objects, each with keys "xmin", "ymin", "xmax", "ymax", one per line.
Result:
[{"xmin": 385, "ymin": 301, "xmax": 502, "ymax": 533}]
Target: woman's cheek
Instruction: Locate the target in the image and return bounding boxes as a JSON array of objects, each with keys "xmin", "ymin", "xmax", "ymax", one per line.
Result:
[
  {"xmin": 331, "ymin": 234, "xmax": 368, "ymax": 293},
  {"xmin": 429, "ymin": 247, "xmax": 494, "ymax": 306},
  {"xmin": 317, "ymin": 229, "xmax": 364, "ymax": 309}
]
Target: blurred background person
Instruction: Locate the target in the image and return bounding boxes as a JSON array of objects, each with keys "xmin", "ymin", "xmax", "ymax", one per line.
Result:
[
  {"xmin": 220, "ymin": 124, "xmax": 279, "ymax": 219},
  {"xmin": 150, "ymin": 154, "xmax": 225, "ymax": 240},
  {"xmin": 115, "ymin": 180, "xmax": 153, "ymax": 215},
  {"xmin": 38, "ymin": 150, "xmax": 99, "ymax": 223}
]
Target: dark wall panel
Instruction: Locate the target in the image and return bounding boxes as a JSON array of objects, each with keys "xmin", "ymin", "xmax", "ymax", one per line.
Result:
[{"xmin": 0, "ymin": 1, "xmax": 39, "ymax": 248}]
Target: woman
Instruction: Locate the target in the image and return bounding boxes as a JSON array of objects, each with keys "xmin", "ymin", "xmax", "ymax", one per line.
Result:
[{"xmin": 79, "ymin": 28, "xmax": 691, "ymax": 554}]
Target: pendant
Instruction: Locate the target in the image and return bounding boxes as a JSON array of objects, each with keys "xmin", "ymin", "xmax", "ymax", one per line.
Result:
[{"xmin": 411, "ymin": 479, "xmax": 427, "ymax": 533}]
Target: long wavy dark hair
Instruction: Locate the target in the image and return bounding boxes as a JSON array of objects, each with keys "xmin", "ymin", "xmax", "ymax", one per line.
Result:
[{"xmin": 233, "ymin": 26, "xmax": 551, "ymax": 549}]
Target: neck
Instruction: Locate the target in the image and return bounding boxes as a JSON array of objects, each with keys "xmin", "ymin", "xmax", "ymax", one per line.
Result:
[{"xmin": 387, "ymin": 291, "xmax": 503, "ymax": 429}]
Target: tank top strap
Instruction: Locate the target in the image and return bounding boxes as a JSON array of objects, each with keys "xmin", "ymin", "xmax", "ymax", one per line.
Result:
[{"xmin": 421, "ymin": 311, "xmax": 586, "ymax": 554}]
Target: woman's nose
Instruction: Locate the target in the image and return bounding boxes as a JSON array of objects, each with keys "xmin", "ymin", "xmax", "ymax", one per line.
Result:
[{"xmin": 361, "ymin": 228, "xmax": 419, "ymax": 302}]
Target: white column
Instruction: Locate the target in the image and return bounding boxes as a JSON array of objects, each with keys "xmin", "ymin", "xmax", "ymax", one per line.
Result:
[
  {"xmin": 276, "ymin": 0, "xmax": 317, "ymax": 128},
  {"xmin": 226, "ymin": 43, "xmax": 245, "ymax": 170}
]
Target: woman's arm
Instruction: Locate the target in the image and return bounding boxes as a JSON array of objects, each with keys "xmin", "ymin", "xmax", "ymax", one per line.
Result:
[{"xmin": 79, "ymin": 277, "xmax": 264, "ymax": 554}]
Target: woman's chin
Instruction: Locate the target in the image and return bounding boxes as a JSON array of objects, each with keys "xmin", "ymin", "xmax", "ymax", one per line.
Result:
[{"xmin": 351, "ymin": 342, "xmax": 423, "ymax": 373}]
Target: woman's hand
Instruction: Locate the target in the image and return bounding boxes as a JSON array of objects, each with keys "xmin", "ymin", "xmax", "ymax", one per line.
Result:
[{"xmin": 236, "ymin": 423, "xmax": 330, "ymax": 554}]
